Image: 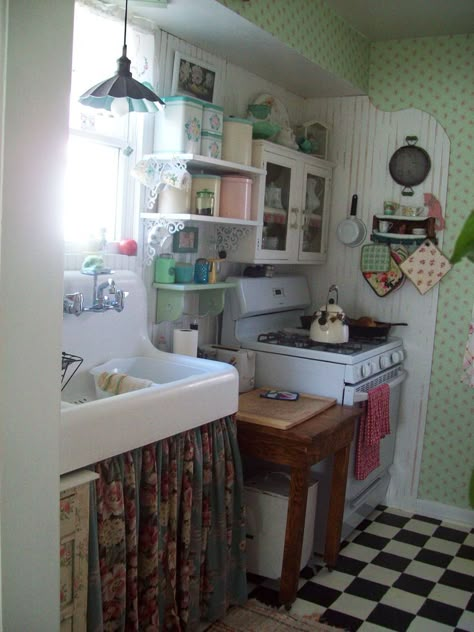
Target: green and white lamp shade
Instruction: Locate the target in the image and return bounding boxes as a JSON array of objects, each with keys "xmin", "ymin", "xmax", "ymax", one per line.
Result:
[{"xmin": 79, "ymin": 48, "xmax": 165, "ymax": 115}]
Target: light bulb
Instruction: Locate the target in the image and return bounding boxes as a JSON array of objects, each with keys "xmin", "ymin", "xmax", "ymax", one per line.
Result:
[{"xmin": 111, "ymin": 97, "xmax": 130, "ymax": 117}]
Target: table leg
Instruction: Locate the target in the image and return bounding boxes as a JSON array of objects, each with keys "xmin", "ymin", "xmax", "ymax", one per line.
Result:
[
  {"xmin": 279, "ymin": 466, "xmax": 309, "ymax": 607},
  {"xmin": 324, "ymin": 444, "xmax": 350, "ymax": 569}
]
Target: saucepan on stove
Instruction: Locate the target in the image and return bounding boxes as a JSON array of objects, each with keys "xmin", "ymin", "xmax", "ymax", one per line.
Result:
[
  {"xmin": 309, "ymin": 284, "xmax": 349, "ymax": 344},
  {"xmin": 347, "ymin": 317, "xmax": 408, "ymax": 340}
]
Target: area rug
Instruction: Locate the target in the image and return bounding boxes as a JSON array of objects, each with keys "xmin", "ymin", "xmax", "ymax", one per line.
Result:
[{"xmin": 204, "ymin": 599, "xmax": 340, "ymax": 631}]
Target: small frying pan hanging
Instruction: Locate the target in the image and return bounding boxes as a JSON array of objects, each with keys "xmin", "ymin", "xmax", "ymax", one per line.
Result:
[{"xmin": 389, "ymin": 136, "xmax": 431, "ymax": 196}]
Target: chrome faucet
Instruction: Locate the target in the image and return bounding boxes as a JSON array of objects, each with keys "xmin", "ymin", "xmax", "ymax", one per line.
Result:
[{"xmin": 63, "ymin": 272, "xmax": 127, "ymax": 316}]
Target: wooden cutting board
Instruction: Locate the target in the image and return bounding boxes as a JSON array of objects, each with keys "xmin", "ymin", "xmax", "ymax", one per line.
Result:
[{"xmin": 237, "ymin": 388, "xmax": 337, "ymax": 430}]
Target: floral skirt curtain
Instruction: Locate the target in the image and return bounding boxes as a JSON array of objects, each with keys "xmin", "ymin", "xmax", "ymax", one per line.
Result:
[{"xmin": 87, "ymin": 416, "xmax": 247, "ymax": 631}]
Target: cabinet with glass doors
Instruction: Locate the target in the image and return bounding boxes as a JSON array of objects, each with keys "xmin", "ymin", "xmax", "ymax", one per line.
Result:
[{"xmin": 224, "ymin": 140, "xmax": 333, "ymax": 264}]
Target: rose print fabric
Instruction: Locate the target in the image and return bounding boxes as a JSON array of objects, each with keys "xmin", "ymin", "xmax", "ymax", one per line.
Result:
[
  {"xmin": 399, "ymin": 239, "xmax": 452, "ymax": 295},
  {"xmin": 87, "ymin": 417, "xmax": 247, "ymax": 631},
  {"xmin": 362, "ymin": 246, "xmax": 407, "ymax": 297}
]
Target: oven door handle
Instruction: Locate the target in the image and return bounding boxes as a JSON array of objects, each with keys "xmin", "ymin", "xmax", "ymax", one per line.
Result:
[{"xmin": 352, "ymin": 369, "xmax": 407, "ymax": 403}]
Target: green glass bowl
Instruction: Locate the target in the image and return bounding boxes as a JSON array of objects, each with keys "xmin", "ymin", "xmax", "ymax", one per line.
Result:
[
  {"xmin": 247, "ymin": 103, "xmax": 271, "ymax": 120},
  {"xmin": 252, "ymin": 121, "xmax": 281, "ymax": 140}
]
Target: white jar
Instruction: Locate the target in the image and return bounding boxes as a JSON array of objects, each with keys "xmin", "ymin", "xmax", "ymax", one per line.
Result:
[
  {"xmin": 202, "ymin": 104, "xmax": 224, "ymax": 135},
  {"xmin": 157, "ymin": 182, "xmax": 192, "ymax": 214},
  {"xmin": 191, "ymin": 174, "xmax": 221, "ymax": 216},
  {"xmin": 200, "ymin": 131, "xmax": 222, "ymax": 159},
  {"xmin": 154, "ymin": 96, "xmax": 203, "ymax": 154},
  {"xmin": 222, "ymin": 117, "xmax": 253, "ymax": 165}
]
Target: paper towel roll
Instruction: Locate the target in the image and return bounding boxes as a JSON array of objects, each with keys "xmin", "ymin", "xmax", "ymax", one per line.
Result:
[{"xmin": 173, "ymin": 329, "xmax": 198, "ymax": 357}]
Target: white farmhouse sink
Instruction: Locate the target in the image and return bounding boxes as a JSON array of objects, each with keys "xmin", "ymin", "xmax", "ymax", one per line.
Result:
[{"xmin": 61, "ymin": 270, "xmax": 238, "ymax": 474}]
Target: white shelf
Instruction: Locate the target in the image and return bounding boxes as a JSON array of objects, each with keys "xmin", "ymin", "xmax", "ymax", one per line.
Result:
[
  {"xmin": 374, "ymin": 214, "xmax": 428, "ymax": 221},
  {"xmin": 144, "ymin": 152, "xmax": 266, "ymax": 176},
  {"xmin": 373, "ymin": 231, "xmax": 427, "ymax": 239},
  {"xmin": 141, "ymin": 212, "xmax": 260, "ymax": 227}
]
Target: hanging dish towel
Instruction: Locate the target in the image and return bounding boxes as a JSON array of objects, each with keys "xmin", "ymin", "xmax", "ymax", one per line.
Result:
[
  {"xmin": 461, "ymin": 304, "xmax": 474, "ymax": 387},
  {"xmin": 96, "ymin": 371, "xmax": 153, "ymax": 395},
  {"xmin": 360, "ymin": 243, "xmax": 391, "ymax": 273},
  {"xmin": 362, "ymin": 246, "xmax": 407, "ymax": 297},
  {"xmin": 355, "ymin": 383, "xmax": 391, "ymax": 480},
  {"xmin": 399, "ymin": 239, "xmax": 452, "ymax": 295}
]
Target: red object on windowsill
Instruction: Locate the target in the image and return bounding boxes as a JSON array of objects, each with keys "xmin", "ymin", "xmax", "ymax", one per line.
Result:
[{"xmin": 119, "ymin": 239, "xmax": 137, "ymax": 256}]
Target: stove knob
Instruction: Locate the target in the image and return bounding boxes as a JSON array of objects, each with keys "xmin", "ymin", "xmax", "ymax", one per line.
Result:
[
  {"xmin": 379, "ymin": 354, "xmax": 391, "ymax": 370},
  {"xmin": 361, "ymin": 362, "xmax": 372, "ymax": 378},
  {"xmin": 391, "ymin": 350, "xmax": 403, "ymax": 364}
]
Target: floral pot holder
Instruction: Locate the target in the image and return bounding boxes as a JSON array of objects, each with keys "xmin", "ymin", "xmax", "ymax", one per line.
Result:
[
  {"xmin": 399, "ymin": 239, "xmax": 452, "ymax": 294},
  {"xmin": 362, "ymin": 246, "xmax": 407, "ymax": 297}
]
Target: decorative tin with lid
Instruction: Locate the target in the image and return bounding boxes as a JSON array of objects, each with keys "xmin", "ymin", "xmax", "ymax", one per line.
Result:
[{"xmin": 154, "ymin": 95, "xmax": 203, "ymax": 154}]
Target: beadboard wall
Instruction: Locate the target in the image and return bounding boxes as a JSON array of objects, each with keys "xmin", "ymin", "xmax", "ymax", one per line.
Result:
[{"xmin": 298, "ymin": 96, "xmax": 450, "ymax": 511}]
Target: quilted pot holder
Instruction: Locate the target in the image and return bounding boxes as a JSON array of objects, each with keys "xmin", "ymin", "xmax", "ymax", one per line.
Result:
[
  {"xmin": 362, "ymin": 246, "xmax": 407, "ymax": 297},
  {"xmin": 399, "ymin": 239, "xmax": 452, "ymax": 294},
  {"xmin": 361, "ymin": 243, "xmax": 391, "ymax": 272}
]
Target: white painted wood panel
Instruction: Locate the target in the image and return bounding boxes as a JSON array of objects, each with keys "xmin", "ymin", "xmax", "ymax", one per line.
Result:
[
  {"xmin": 300, "ymin": 96, "xmax": 450, "ymax": 509},
  {"xmin": 157, "ymin": 32, "xmax": 305, "ymax": 121}
]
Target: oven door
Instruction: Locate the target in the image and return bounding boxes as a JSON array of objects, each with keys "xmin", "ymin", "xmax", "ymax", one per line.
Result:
[{"xmin": 342, "ymin": 368, "xmax": 407, "ymax": 500}]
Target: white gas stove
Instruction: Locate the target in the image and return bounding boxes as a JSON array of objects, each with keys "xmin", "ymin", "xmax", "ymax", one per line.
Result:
[
  {"xmin": 221, "ymin": 275, "xmax": 405, "ymax": 404},
  {"xmin": 221, "ymin": 274, "xmax": 407, "ymax": 552}
]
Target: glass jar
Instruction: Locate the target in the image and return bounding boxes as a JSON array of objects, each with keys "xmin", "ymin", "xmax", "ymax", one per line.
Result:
[
  {"xmin": 195, "ymin": 189, "xmax": 215, "ymax": 216},
  {"xmin": 194, "ymin": 258, "xmax": 209, "ymax": 284}
]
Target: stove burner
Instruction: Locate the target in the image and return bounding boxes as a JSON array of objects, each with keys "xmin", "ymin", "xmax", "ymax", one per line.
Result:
[{"xmin": 257, "ymin": 330, "xmax": 364, "ymax": 354}]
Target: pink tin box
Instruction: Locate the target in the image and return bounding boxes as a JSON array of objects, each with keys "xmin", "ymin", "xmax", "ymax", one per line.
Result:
[{"xmin": 219, "ymin": 175, "xmax": 253, "ymax": 220}]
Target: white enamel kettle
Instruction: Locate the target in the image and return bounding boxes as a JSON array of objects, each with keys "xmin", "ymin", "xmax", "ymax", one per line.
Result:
[{"xmin": 310, "ymin": 285, "xmax": 349, "ymax": 344}]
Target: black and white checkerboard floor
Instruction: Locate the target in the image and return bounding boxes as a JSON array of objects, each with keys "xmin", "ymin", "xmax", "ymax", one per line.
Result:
[{"xmin": 247, "ymin": 505, "xmax": 474, "ymax": 631}]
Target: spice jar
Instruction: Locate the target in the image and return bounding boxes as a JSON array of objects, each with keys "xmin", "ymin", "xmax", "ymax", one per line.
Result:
[{"xmin": 195, "ymin": 189, "xmax": 215, "ymax": 216}]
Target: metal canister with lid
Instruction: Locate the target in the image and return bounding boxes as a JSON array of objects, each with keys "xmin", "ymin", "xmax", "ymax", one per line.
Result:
[{"xmin": 195, "ymin": 189, "xmax": 215, "ymax": 216}]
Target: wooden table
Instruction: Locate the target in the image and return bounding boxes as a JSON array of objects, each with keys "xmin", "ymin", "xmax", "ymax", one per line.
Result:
[{"xmin": 236, "ymin": 402, "xmax": 360, "ymax": 608}]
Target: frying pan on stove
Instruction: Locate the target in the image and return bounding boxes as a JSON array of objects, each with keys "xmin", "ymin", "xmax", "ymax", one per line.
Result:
[
  {"xmin": 336, "ymin": 194, "xmax": 367, "ymax": 247},
  {"xmin": 347, "ymin": 320, "xmax": 408, "ymax": 340}
]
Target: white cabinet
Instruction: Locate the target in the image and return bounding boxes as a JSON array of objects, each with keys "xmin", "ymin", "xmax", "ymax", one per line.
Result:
[{"xmin": 225, "ymin": 141, "xmax": 333, "ymax": 264}]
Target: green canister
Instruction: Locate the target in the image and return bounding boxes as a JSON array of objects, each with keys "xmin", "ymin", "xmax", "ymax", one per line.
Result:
[{"xmin": 154, "ymin": 254, "xmax": 175, "ymax": 283}]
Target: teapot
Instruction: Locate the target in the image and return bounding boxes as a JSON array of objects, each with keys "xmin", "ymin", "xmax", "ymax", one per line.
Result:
[{"xmin": 310, "ymin": 285, "xmax": 349, "ymax": 344}]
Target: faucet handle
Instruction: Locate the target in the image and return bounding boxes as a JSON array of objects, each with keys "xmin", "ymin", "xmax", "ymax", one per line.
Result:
[
  {"xmin": 64, "ymin": 292, "xmax": 83, "ymax": 316},
  {"xmin": 113, "ymin": 289, "xmax": 127, "ymax": 312}
]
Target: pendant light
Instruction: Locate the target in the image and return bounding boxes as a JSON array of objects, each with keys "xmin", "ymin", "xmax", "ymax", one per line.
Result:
[{"xmin": 79, "ymin": 0, "xmax": 165, "ymax": 115}]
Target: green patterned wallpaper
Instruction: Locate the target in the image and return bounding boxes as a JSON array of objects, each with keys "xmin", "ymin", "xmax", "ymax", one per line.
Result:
[
  {"xmin": 215, "ymin": 3, "xmax": 473, "ymax": 509},
  {"xmin": 370, "ymin": 35, "xmax": 474, "ymax": 509},
  {"xmin": 217, "ymin": 0, "xmax": 369, "ymax": 91}
]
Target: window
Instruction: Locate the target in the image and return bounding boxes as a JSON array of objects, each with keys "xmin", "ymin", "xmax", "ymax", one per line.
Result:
[{"xmin": 64, "ymin": 2, "xmax": 157, "ymax": 247}]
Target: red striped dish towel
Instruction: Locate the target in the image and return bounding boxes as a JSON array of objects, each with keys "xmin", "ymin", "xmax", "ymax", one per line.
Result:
[{"xmin": 354, "ymin": 383, "xmax": 391, "ymax": 480}]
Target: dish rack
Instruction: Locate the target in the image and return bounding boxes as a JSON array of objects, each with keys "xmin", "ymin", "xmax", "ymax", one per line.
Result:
[{"xmin": 61, "ymin": 352, "xmax": 83, "ymax": 391}]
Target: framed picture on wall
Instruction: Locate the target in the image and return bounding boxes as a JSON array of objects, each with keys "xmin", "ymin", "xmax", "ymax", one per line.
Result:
[
  {"xmin": 171, "ymin": 52, "xmax": 218, "ymax": 104},
  {"xmin": 172, "ymin": 227, "xmax": 199, "ymax": 253}
]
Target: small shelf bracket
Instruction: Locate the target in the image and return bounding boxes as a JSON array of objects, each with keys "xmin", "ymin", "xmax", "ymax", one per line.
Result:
[
  {"xmin": 143, "ymin": 217, "xmax": 185, "ymax": 267},
  {"xmin": 153, "ymin": 283, "xmax": 235, "ymax": 322}
]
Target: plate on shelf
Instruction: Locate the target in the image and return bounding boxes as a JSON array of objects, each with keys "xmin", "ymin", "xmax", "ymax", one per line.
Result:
[{"xmin": 253, "ymin": 94, "xmax": 290, "ymax": 130}]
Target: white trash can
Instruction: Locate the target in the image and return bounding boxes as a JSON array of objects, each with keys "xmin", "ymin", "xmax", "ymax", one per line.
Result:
[{"xmin": 244, "ymin": 470, "xmax": 318, "ymax": 579}]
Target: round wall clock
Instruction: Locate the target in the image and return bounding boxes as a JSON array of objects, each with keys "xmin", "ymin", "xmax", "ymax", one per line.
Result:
[{"xmin": 389, "ymin": 136, "xmax": 431, "ymax": 196}]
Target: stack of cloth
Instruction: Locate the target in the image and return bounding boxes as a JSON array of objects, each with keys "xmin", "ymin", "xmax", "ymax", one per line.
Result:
[
  {"xmin": 354, "ymin": 383, "xmax": 390, "ymax": 480},
  {"xmin": 97, "ymin": 371, "xmax": 153, "ymax": 395}
]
